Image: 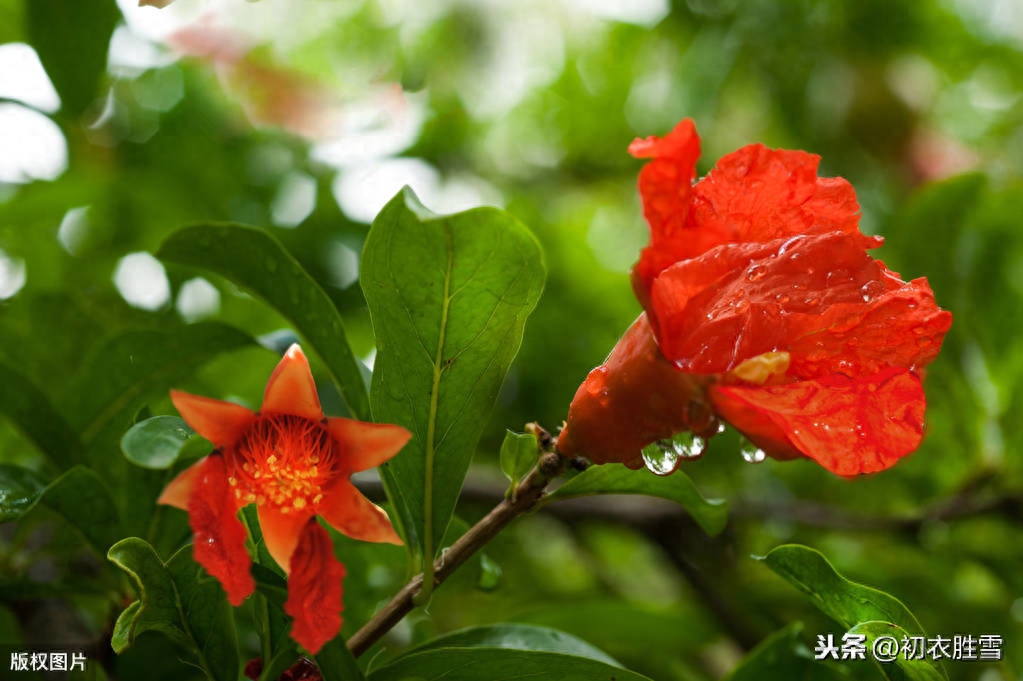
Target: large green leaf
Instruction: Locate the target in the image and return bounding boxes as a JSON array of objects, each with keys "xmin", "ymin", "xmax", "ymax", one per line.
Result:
[
  {"xmin": 158, "ymin": 224, "xmax": 370, "ymax": 420},
  {"xmin": 849, "ymin": 622, "xmax": 945, "ymax": 681},
  {"xmin": 368, "ymin": 648, "xmax": 651, "ymax": 681},
  {"xmin": 64, "ymin": 322, "xmax": 256, "ymax": 448},
  {"xmin": 543, "ymin": 463, "xmax": 728, "ymax": 536},
  {"xmin": 2, "ymin": 465, "xmax": 122, "ymax": 554},
  {"xmin": 108, "ymin": 538, "xmax": 240, "ymax": 681},
  {"xmin": 25, "ymin": 0, "xmax": 120, "ymax": 116},
  {"xmin": 408, "ymin": 624, "xmax": 621, "ymax": 667},
  {"xmin": 361, "ymin": 188, "xmax": 545, "ymax": 572},
  {"xmin": 725, "ymin": 623, "xmax": 847, "ymax": 681},
  {"xmin": 315, "ymin": 638, "xmax": 366, "ymax": 681},
  {"xmin": 0, "ymin": 359, "xmax": 84, "ymax": 470},
  {"xmin": 762, "ymin": 545, "xmax": 946, "ymax": 681},
  {"xmin": 0, "ymin": 465, "xmax": 47, "ymax": 522}
]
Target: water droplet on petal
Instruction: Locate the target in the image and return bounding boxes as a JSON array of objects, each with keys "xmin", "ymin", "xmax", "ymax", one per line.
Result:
[
  {"xmin": 738, "ymin": 437, "xmax": 767, "ymax": 464},
  {"xmin": 860, "ymin": 280, "xmax": 884, "ymax": 302},
  {"xmin": 746, "ymin": 264, "xmax": 767, "ymax": 282}
]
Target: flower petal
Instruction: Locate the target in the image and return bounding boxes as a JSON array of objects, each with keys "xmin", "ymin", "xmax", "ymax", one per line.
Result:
[
  {"xmin": 262, "ymin": 344, "xmax": 322, "ymax": 420},
  {"xmin": 325, "ymin": 418, "xmax": 411, "ymax": 473},
  {"xmin": 157, "ymin": 456, "xmax": 208, "ymax": 510},
  {"xmin": 257, "ymin": 504, "xmax": 314, "ymax": 576},
  {"xmin": 171, "ymin": 390, "xmax": 257, "ymax": 447},
  {"xmin": 711, "ymin": 367, "xmax": 927, "ymax": 476},
  {"xmin": 558, "ymin": 314, "xmax": 707, "ymax": 466},
  {"xmin": 689, "ymin": 144, "xmax": 870, "ymax": 252},
  {"xmin": 648, "ymin": 232, "xmax": 892, "ymax": 373},
  {"xmin": 628, "ymin": 118, "xmax": 701, "ymax": 305},
  {"xmin": 787, "ymin": 276, "xmax": 953, "ymax": 380},
  {"xmin": 318, "ymin": 477, "xmax": 402, "ymax": 545},
  {"xmin": 187, "ymin": 455, "xmax": 254, "ymax": 605},
  {"xmin": 285, "ymin": 518, "xmax": 345, "ymax": 654}
]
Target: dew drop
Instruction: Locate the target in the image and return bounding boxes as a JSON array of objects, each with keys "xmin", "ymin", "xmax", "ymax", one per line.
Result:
[
  {"xmin": 642, "ymin": 441, "xmax": 679, "ymax": 476},
  {"xmin": 738, "ymin": 437, "xmax": 767, "ymax": 464},
  {"xmin": 641, "ymin": 432, "xmax": 706, "ymax": 475},
  {"xmin": 746, "ymin": 264, "xmax": 767, "ymax": 282},
  {"xmin": 860, "ymin": 280, "xmax": 884, "ymax": 302},
  {"xmin": 775, "ymin": 293, "xmax": 791, "ymax": 305}
]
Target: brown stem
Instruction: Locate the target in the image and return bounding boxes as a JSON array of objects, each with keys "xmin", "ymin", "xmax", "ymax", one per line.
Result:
[{"xmin": 347, "ymin": 448, "xmax": 564, "ymax": 658}]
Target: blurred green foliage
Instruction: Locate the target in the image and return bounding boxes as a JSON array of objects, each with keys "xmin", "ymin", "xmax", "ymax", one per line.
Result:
[{"xmin": 1, "ymin": 0, "xmax": 1022, "ymax": 679}]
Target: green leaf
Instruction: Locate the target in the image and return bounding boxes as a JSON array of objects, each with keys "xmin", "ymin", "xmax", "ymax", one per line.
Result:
[
  {"xmin": 64, "ymin": 322, "xmax": 256, "ymax": 448},
  {"xmin": 725, "ymin": 623, "xmax": 847, "ymax": 681},
  {"xmin": 158, "ymin": 224, "xmax": 370, "ymax": 420},
  {"xmin": 849, "ymin": 621, "xmax": 945, "ymax": 681},
  {"xmin": 408, "ymin": 624, "xmax": 621, "ymax": 667},
  {"xmin": 315, "ymin": 637, "xmax": 366, "ymax": 681},
  {"xmin": 121, "ymin": 416, "xmax": 204, "ymax": 470},
  {"xmin": 544, "ymin": 463, "xmax": 728, "ymax": 536},
  {"xmin": 362, "ymin": 188, "xmax": 545, "ymax": 576},
  {"xmin": 25, "ymin": 0, "xmax": 120, "ymax": 116},
  {"xmin": 477, "ymin": 553, "xmax": 502, "ymax": 591},
  {"xmin": 108, "ymin": 538, "xmax": 240, "ymax": 681},
  {"xmin": 108, "ymin": 538, "xmax": 189, "ymax": 653},
  {"xmin": 762, "ymin": 545, "xmax": 947, "ymax": 681},
  {"xmin": 38, "ymin": 466, "xmax": 124, "ymax": 553},
  {"xmin": 368, "ymin": 648, "xmax": 651, "ymax": 681},
  {"xmin": 0, "ymin": 359, "xmax": 84, "ymax": 470},
  {"xmin": 499, "ymin": 430, "xmax": 538, "ymax": 495},
  {"xmin": 0, "ymin": 465, "xmax": 47, "ymax": 522}
]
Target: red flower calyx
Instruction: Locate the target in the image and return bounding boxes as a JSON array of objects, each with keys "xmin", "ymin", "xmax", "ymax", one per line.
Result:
[
  {"xmin": 560, "ymin": 119, "xmax": 952, "ymax": 476},
  {"xmin": 159, "ymin": 344, "xmax": 410, "ymax": 653}
]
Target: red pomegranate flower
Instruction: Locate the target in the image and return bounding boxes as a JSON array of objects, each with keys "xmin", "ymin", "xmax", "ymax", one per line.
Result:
[
  {"xmin": 559, "ymin": 119, "xmax": 952, "ymax": 476},
  {"xmin": 158, "ymin": 344, "xmax": 409, "ymax": 653}
]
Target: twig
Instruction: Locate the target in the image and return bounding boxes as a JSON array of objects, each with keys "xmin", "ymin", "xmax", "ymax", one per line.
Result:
[{"xmin": 347, "ymin": 448, "xmax": 564, "ymax": 657}]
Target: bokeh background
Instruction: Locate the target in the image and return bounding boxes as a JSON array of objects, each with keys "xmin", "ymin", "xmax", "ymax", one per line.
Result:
[{"xmin": 1, "ymin": 0, "xmax": 1022, "ymax": 679}]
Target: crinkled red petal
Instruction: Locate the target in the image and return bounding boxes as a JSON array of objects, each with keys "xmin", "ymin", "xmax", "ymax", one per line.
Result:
[
  {"xmin": 325, "ymin": 418, "xmax": 411, "ymax": 473},
  {"xmin": 688, "ymin": 144, "xmax": 868, "ymax": 253},
  {"xmin": 187, "ymin": 455, "xmax": 254, "ymax": 606},
  {"xmin": 710, "ymin": 367, "xmax": 927, "ymax": 476},
  {"xmin": 558, "ymin": 314, "xmax": 707, "ymax": 466},
  {"xmin": 318, "ymin": 477, "xmax": 402, "ymax": 545},
  {"xmin": 628, "ymin": 118, "xmax": 701, "ymax": 305},
  {"xmin": 262, "ymin": 344, "xmax": 323, "ymax": 421},
  {"xmin": 650, "ymin": 231, "xmax": 889, "ymax": 372},
  {"xmin": 285, "ymin": 519, "xmax": 345, "ymax": 654},
  {"xmin": 786, "ymin": 275, "xmax": 953, "ymax": 380}
]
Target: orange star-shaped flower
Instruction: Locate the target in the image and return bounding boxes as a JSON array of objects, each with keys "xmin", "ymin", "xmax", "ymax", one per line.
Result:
[{"xmin": 158, "ymin": 344, "xmax": 410, "ymax": 653}]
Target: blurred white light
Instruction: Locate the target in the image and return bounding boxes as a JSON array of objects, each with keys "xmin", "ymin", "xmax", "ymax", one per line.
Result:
[
  {"xmin": 176, "ymin": 277, "xmax": 221, "ymax": 321},
  {"xmin": 361, "ymin": 348, "xmax": 376, "ymax": 371},
  {"xmin": 0, "ymin": 248, "xmax": 27, "ymax": 300},
  {"xmin": 563, "ymin": 0, "xmax": 669, "ymax": 26},
  {"xmin": 108, "ymin": 25, "xmax": 177, "ymax": 75},
  {"xmin": 0, "ymin": 43, "xmax": 61, "ymax": 113},
  {"xmin": 58, "ymin": 206, "xmax": 91, "ymax": 256},
  {"xmin": 324, "ymin": 240, "xmax": 360, "ymax": 290},
  {"xmin": 113, "ymin": 252, "xmax": 171, "ymax": 310},
  {"xmin": 0, "ymin": 104, "xmax": 68, "ymax": 184},
  {"xmin": 332, "ymin": 158, "xmax": 441, "ymax": 223},
  {"xmin": 311, "ymin": 91, "xmax": 426, "ymax": 168},
  {"xmin": 271, "ymin": 172, "xmax": 317, "ymax": 228}
]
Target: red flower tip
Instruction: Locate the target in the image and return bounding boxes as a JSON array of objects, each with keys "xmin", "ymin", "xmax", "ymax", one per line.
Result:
[
  {"xmin": 562, "ymin": 120, "xmax": 952, "ymax": 476},
  {"xmin": 158, "ymin": 344, "xmax": 408, "ymax": 647}
]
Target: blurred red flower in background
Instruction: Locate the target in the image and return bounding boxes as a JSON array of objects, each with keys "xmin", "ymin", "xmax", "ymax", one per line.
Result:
[
  {"xmin": 559, "ymin": 119, "xmax": 952, "ymax": 476},
  {"xmin": 159, "ymin": 345, "xmax": 409, "ymax": 653}
]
